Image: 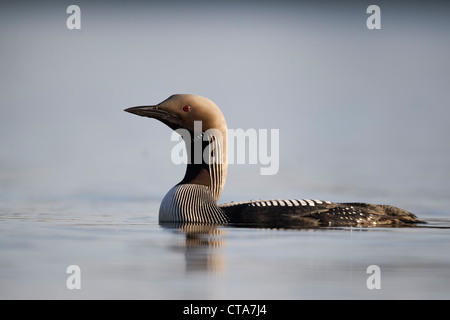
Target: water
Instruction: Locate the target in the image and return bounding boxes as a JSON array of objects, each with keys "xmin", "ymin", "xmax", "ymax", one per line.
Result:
[{"xmin": 1, "ymin": 197, "xmax": 449, "ymax": 300}]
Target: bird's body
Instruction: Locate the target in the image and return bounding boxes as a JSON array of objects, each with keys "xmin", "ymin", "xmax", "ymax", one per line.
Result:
[{"xmin": 125, "ymin": 94, "xmax": 422, "ymax": 227}]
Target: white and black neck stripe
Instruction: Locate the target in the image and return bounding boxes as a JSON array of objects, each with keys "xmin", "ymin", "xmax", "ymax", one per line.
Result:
[
  {"xmin": 159, "ymin": 129, "xmax": 228, "ymax": 223},
  {"xmin": 159, "ymin": 184, "xmax": 228, "ymax": 223}
]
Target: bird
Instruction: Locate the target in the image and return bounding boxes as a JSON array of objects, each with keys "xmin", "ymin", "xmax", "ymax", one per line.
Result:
[{"xmin": 125, "ymin": 94, "xmax": 422, "ymax": 227}]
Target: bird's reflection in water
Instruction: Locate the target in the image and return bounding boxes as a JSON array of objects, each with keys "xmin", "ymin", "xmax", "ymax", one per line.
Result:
[{"xmin": 160, "ymin": 223, "xmax": 227, "ymax": 273}]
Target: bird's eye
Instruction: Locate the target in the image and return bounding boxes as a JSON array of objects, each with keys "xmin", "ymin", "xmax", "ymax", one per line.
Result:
[{"xmin": 183, "ymin": 105, "xmax": 191, "ymax": 112}]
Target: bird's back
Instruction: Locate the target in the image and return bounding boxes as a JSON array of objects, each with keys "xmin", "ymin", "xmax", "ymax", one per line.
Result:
[{"xmin": 220, "ymin": 199, "xmax": 422, "ymax": 227}]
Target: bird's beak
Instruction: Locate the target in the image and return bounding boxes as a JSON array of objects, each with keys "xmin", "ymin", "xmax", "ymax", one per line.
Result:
[
  {"xmin": 124, "ymin": 105, "xmax": 167, "ymax": 117},
  {"xmin": 124, "ymin": 105, "xmax": 183, "ymax": 129}
]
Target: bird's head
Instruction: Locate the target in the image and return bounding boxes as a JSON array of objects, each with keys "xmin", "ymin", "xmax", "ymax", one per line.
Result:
[
  {"xmin": 124, "ymin": 94, "xmax": 227, "ymax": 135},
  {"xmin": 125, "ymin": 94, "xmax": 228, "ymax": 199}
]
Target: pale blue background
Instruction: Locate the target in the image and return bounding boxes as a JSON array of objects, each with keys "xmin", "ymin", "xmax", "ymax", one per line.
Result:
[{"xmin": 1, "ymin": 1, "xmax": 449, "ymax": 211}]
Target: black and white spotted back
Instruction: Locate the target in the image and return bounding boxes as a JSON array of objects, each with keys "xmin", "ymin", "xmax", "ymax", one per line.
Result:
[{"xmin": 220, "ymin": 199, "xmax": 419, "ymax": 227}]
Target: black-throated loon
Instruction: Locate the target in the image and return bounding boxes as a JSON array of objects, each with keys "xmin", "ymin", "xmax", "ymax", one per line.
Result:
[{"xmin": 125, "ymin": 94, "xmax": 421, "ymax": 227}]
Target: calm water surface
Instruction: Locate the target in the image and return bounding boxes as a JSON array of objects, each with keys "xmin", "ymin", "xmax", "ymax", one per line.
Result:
[{"xmin": 1, "ymin": 197, "xmax": 449, "ymax": 300}]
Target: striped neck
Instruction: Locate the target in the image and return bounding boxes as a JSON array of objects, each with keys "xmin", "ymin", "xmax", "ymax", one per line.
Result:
[
  {"xmin": 162, "ymin": 116, "xmax": 228, "ymax": 223},
  {"xmin": 159, "ymin": 184, "xmax": 228, "ymax": 223},
  {"xmin": 178, "ymin": 127, "xmax": 227, "ymax": 203}
]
